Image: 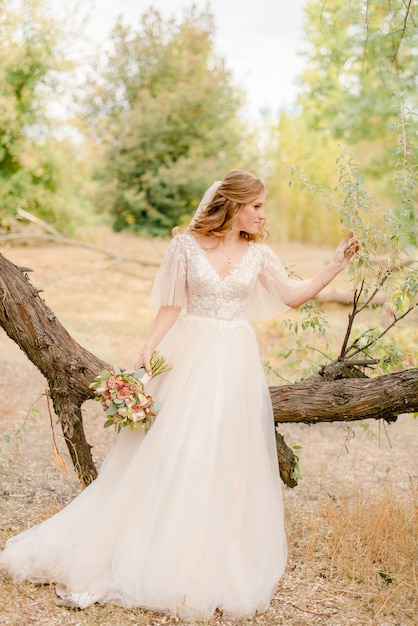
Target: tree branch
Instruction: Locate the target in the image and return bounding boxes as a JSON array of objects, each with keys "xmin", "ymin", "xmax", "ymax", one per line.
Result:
[
  {"xmin": 346, "ymin": 304, "xmax": 416, "ymax": 359},
  {"xmin": 271, "ymin": 368, "xmax": 418, "ymax": 425},
  {"xmin": 392, "ymin": 0, "xmax": 415, "ymax": 64},
  {"xmin": 2, "ymin": 208, "xmax": 160, "ymax": 268}
]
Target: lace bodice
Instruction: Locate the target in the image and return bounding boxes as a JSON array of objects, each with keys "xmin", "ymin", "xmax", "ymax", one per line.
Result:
[
  {"xmin": 186, "ymin": 237, "xmax": 258, "ymax": 321},
  {"xmin": 149, "ymin": 234, "xmax": 313, "ymax": 322}
]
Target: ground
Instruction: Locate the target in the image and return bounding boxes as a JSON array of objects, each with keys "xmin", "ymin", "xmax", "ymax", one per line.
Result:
[{"xmin": 0, "ymin": 227, "xmax": 416, "ymax": 626}]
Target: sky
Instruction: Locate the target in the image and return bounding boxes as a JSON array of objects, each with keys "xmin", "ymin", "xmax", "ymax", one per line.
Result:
[{"xmin": 63, "ymin": 0, "xmax": 308, "ymax": 119}]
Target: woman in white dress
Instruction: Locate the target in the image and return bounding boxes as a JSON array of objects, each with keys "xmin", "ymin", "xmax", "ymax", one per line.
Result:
[{"xmin": 0, "ymin": 170, "xmax": 356, "ymax": 620}]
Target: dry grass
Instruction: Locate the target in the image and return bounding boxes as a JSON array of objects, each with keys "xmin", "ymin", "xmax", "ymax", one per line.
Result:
[
  {"xmin": 285, "ymin": 483, "xmax": 418, "ymax": 625},
  {"xmin": 0, "ymin": 228, "xmax": 417, "ymax": 626}
]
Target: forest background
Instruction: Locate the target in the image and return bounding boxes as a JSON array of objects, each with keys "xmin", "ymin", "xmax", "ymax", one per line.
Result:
[
  {"xmin": 1, "ymin": 0, "xmax": 416, "ymax": 243},
  {"xmin": 0, "ymin": 1, "xmax": 417, "ymax": 625}
]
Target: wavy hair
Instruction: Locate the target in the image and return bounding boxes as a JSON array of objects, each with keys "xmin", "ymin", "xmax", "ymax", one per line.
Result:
[{"xmin": 174, "ymin": 169, "xmax": 268, "ymax": 242}]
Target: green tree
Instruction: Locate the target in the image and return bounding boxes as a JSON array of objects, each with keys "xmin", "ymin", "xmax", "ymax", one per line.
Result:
[
  {"xmin": 0, "ymin": 0, "xmax": 93, "ymax": 232},
  {"xmin": 83, "ymin": 7, "xmax": 246, "ymax": 236},
  {"xmin": 299, "ymin": 0, "xmax": 417, "ymax": 143},
  {"xmin": 268, "ymin": 0, "xmax": 418, "ymax": 244}
]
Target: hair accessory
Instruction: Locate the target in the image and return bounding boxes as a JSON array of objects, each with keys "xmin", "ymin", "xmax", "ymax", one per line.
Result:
[{"xmin": 188, "ymin": 181, "xmax": 222, "ymax": 227}]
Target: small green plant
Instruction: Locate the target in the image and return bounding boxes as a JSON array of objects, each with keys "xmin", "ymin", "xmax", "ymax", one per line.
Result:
[{"xmin": 0, "ymin": 404, "xmax": 41, "ymax": 461}]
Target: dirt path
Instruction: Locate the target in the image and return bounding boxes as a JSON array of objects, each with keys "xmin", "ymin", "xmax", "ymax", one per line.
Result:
[{"xmin": 0, "ymin": 229, "xmax": 416, "ymax": 626}]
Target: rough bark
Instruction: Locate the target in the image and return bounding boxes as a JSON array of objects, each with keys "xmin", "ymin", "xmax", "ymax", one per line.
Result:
[
  {"xmin": 0, "ymin": 253, "xmax": 107, "ymax": 486},
  {"xmin": 1, "ymin": 252, "xmax": 416, "ymax": 488},
  {"xmin": 270, "ymin": 369, "xmax": 418, "ymax": 425},
  {"xmin": 275, "ymin": 432, "xmax": 300, "ymax": 488}
]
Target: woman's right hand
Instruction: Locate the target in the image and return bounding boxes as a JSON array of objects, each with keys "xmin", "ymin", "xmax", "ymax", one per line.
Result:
[
  {"xmin": 134, "ymin": 345, "xmax": 154, "ymax": 377},
  {"xmin": 133, "ymin": 305, "xmax": 181, "ymax": 377},
  {"xmin": 332, "ymin": 233, "xmax": 359, "ymax": 271}
]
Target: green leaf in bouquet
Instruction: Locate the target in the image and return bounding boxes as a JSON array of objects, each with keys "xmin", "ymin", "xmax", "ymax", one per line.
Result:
[
  {"xmin": 104, "ymin": 419, "xmax": 114, "ymax": 428},
  {"xmin": 152, "ymin": 399, "xmax": 161, "ymax": 412},
  {"xmin": 112, "ymin": 364, "xmax": 122, "ymax": 375},
  {"xmin": 106, "ymin": 404, "xmax": 119, "ymax": 416},
  {"xmin": 113, "ymin": 397, "xmax": 124, "ymax": 405}
]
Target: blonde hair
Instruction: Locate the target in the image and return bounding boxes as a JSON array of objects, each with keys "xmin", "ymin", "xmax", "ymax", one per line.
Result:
[{"xmin": 173, "ymin": 169, "xmax": 268, "ymax": 242}]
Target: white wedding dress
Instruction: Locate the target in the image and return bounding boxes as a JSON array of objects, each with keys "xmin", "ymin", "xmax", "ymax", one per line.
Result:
[{"xmin": 0, "ymin": 233, "xmax": 312, "ymax": 620}]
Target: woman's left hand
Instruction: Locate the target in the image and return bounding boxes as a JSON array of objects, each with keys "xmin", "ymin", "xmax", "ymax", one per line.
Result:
[{"xmin": 333, "ymin": 233, "xmax": 358, "ymax": 270}]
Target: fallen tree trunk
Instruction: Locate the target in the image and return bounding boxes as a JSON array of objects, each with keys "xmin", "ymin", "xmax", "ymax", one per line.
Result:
[
  {"xmin": 270, "ymin": 369, "xmax": 418, "ymax": 425},
  {"xmin": 0, "ymin": 252, "xmax": 416, "ymax": 488}
]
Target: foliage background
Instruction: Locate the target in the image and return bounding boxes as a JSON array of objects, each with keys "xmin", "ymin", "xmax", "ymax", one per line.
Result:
[{"xmin": 0, "ymin": 0, "xmax": 416, "ymax": 241}]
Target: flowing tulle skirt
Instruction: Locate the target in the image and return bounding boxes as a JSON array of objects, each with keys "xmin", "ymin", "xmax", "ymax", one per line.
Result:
[{"xmin": 0, "ymin": 314, "xmax": 287, "ymax": 620}]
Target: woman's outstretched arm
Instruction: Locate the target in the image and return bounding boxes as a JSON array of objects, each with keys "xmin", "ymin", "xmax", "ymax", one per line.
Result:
[{"xmin": 287, "ymin": 234, "xmax": 358, "ymax": 308}]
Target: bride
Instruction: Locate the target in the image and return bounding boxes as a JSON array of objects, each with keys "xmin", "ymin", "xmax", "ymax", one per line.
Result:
[{"xmin": 0, "ymin": 169, "xmax": 356, "ymax": 620}]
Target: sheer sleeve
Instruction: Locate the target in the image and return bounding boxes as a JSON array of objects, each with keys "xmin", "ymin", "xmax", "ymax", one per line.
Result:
[
  {"xmin": 247, "ymin": 244, "xmax": 313, "ymax": 321},
  {"xmin": 149, "ymin": 235, "xmax": 188, "ymax": 309}
]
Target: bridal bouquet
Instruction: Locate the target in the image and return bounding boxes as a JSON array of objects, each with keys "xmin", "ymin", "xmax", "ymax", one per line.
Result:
[{"xmin": 89, "ymin": 351, "xmax": 171, "ymax": 433}]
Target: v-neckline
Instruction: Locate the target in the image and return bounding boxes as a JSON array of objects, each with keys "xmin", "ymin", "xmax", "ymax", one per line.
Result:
[{"xmin": 189, "ymin": 234, "xmax": 252, "ymax": 281}]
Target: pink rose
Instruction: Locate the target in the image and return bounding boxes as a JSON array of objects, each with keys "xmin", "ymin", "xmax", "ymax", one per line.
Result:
[
  {"xmin": 117, "ymin": 387, "xmax": 132, "ymax": 399},
  {"xmin": 107, "ymin": 375, "xmax": 125, "ymax": 391},
  {"xmin": 117, "ymin": 382, "xmax": 138, "ymax": 399}
]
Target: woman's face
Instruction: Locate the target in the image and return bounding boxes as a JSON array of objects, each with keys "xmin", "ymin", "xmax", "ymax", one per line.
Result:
[{"xmin": 236, "ymin": 191, "xmax": 266, "ymax": 234}]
